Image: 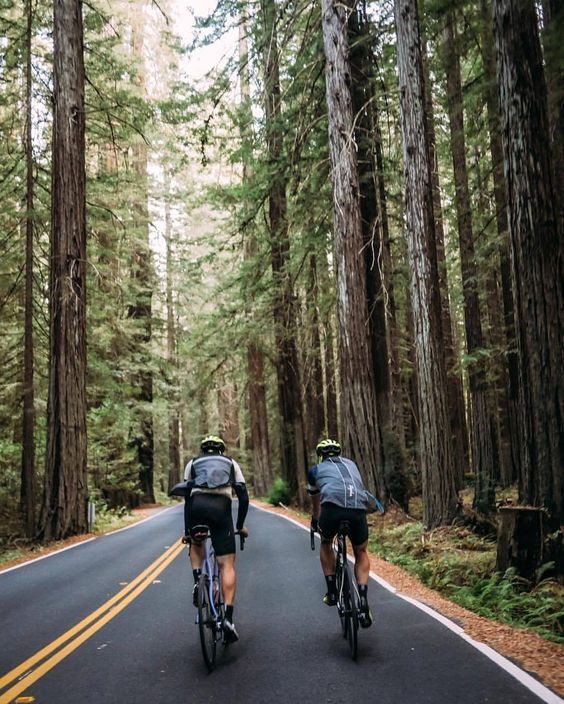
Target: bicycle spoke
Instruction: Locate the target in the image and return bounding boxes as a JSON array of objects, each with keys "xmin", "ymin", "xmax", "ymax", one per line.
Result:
[{"xmin": 198, "ymin": 574, "xmax": 217, "ymax": 671}]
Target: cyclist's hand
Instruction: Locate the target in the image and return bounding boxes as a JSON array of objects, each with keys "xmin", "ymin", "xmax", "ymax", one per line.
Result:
[
  {"xmin": 237, "ymin": 526, "xmax": 249, "ymax": 538},
  {"xmin": 181, "ymin": 534, "xmax": 191, "ymax": 545},
  {"xmin": 311, "ymin": 517, "xmax": 319, "ymax": 533}
]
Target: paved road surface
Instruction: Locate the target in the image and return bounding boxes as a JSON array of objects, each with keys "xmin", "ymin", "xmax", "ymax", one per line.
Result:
[{"xmin": 0, "ymin": 504, "xmax": 561, "ymax": 704}]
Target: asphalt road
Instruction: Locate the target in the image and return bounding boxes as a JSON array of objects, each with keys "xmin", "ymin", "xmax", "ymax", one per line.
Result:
[{"xmin": 0, "ymin": 504, "xmax": 561, "ymax": 704}]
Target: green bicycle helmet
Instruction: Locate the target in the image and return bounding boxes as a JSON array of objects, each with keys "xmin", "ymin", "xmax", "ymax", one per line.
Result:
[
  {"xmin": 200, "ymin": 435, "xmax": 226, "ymax": 454},
  {"xmin": 316, "ymin": 438, "xmax": 341, "ymax": 458}
]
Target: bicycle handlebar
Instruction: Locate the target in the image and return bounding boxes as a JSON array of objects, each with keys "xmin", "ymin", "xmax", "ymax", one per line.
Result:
[{"xmin": 235, "ymin": 530, "xmax": 246, "ymax": 551}]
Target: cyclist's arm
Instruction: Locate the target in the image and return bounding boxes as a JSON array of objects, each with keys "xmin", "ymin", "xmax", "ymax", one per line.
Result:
[
  {"xmin": 233, "ymin": 482, "xmax": 249, "ymax": 530},
  {"xmin": 183, "ymin": 482, "xmax": 194, "ymax": 536},
  {"xmin": 307, "ymin": 466, "xmax": 320, "ymax": 521},
  {"xmin": 183, "ymin": 459, "xmax": 193, "ymax": 481},
  {"xmin": 310, "ymin": 493, "xmax": 321, "ymax": 521}
]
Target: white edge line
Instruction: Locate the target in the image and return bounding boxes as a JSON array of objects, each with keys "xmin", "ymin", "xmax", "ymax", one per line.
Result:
[
  {"xmin": 0, "ymin": 504, "xmax": 179, "ymax": 576},
  {"xmin": 252, "ymin": 502, "xmax": 563, "ymax": 704},
  {"xmin": 102, "ymin": 504, "xmax": 177, "ymax": 536}
]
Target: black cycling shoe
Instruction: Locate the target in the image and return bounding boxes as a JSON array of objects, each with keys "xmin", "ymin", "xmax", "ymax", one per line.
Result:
[
  {"xmin": 323, "ymin": 591, "xmax": 337, "ymax": 606},
  {"xmin": 222, "ymin": 619, "xmax": 239, "ymax": 644},
  {"xmin": 192, "ymin": 584, "xmax": 198, "ymax": 608},
  {"xmin": 358, "ymin": 598, "xmax": 373, "ymax": 628}
]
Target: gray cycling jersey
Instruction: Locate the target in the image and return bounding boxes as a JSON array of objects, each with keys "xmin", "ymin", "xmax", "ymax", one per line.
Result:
[
  {"xmin": 308, "ymin": 457, "xmax": 368, "ymax": 510},
  {"xmin": 189, "ymin": 454, "xmax": 235, "ymax": 489}
]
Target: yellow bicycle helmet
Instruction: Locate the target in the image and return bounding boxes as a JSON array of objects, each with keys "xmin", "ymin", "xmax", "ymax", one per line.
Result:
[
  {"xmin": 316, "ymin": 438, "xmax": 341, "ymax": 458},
  {"xmin": 200, "ymin": 435, "xmax": 226, "ymax": 454}
]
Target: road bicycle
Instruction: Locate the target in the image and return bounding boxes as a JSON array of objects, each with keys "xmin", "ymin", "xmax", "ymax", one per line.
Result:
[
  {"xmin": 188, "ymin": 524, "xmax": 245, "ymax": 672},
  {"xmin": 311, "ymin": 520, "xmax": 360, "ymax": 660}
]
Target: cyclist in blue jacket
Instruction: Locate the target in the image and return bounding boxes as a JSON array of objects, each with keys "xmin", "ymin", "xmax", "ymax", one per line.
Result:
[
  {"xmin": 182, "ymin": 435, "xmax": 249, "ymax": 643},
  {"xmin": 307, "ymin": 439, "xmax": 372, "ymax": 627}
]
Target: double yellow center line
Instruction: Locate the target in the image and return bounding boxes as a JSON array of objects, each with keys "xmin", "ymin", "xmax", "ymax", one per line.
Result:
[{"xmin": 0, "ymin": 540, "xmax": 184, "ymax": 704}]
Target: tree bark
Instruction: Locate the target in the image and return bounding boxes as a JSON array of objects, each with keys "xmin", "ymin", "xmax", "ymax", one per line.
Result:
[
  {"xmin": 423, "ymin": 40, "xmax": 468, "ymax": 488},
  {"xmin": 165, "ymin": 168, "xmax": 181, "ymax": 491},
  {"xmin": 21, "ymin": 0, "xmax": 36, "ymax": 538},
  {"xmin": 493, "ymin": 0, "xmax": 564, "ymax": 525},
  {"xmin": 239, "ymin": 3, "xmax": 272, "ymax": 495},
  {"xmin": 542, "ymin": 0, "xmax": 564, "ymax": 235},
  {"xmin": 321, "ymin": 0, "xmax": 385, "ymax": 499},
  {"xmin": 394, "ymin": 0, "xmax": 459, "ymax": 527},
  {"xmin": 41, "ymin": 0, "xmax": 88, "ymax": 540},
  {"xmin": 305, "ymin": 254, "xmax": 325, "ymax": 448},
  {"xmin": 480, "ymin": 0, "xmax": 520, "ymax": 487},
  {"xmin": 442, "ymin": 10, "xmax": 496, "ymax": 513},
  {"xmin": 261, "ymin": 0, "xmax": 307, "ymax": 502},
  {"xmin": 128, "ymin": 16, "xmax": 154, "ymax": 504}
]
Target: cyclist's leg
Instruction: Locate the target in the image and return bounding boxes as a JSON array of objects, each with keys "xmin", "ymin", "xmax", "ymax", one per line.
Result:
[
  {"xmin": 216, "ymin": 553, "xmax": 236, "ymax": 604},
  {"xmin": 318, "ymin": 503, "xmax": 340, "ymax": 605},
  {"xmin": 210, "ymin": 498, "xmax": 239, "ymax": 642},
  {"xmin": 351, "ymin": 511, "xmax": 372, "ymax": 627},
  {"xmin": 351, "ymin": 540, "xmax": 370, "ymax": 584},
  {"xmin": 185, "ymin": 494, "xmax": 207, "ymax": 604}
]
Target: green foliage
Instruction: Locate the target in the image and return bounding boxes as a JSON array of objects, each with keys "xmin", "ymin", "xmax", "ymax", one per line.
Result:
[
  {"xmin": 369, "ymin": 521, "xmax": 563, "ymax": 642},
  {"xmin": 267, "ymin": 478, "xmax": 291, "ymax": 506}
]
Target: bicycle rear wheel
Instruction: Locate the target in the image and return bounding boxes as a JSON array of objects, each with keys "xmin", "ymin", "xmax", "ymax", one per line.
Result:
[
  {"xmin": 336, "ymin": 564, "xmax": 347, "ymax": 638},
  {"xmin": 335, "ymin": 540, "xmax": 348, "ymax": 638},
  {"xmin": 197, "ymin": 574, "xmax": 217, "ymax": 671},
  {"xmin": 344, "ymin": 569, "xmax": 358, "ymax": 660}
]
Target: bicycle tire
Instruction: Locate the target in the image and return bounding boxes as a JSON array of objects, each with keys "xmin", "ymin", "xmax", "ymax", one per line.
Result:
[
  {"xmin": 336, "ymin": 538, "xmax": 347, "ymax": 638},
  {"xmin": 344, "ymin": 567, "xmax": 358, "ymax": 660},
  {"xmin": 197, "ymin": 574, "xmax": 216, "ymax": 671}
]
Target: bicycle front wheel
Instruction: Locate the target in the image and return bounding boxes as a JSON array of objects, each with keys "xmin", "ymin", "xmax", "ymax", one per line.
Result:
[{"xmin": 197, "ymin": 574, "xmax": 217, "ymax": 671}]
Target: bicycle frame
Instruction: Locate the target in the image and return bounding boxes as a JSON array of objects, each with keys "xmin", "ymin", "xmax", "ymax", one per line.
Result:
[
  {"xmin": 189, "ymin": 524, "xmax": 246, "ymax": 671},
  {"xmin": 311, "ymin": 520, "xmax": 359, "ymax": 659},
  {"xmin": 189, "ymin": 525, "xmax": 224, "ymax": 671}
]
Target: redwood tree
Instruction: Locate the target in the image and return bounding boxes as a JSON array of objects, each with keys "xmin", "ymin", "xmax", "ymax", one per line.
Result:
[
  {"xmin": 261, "ymin": 0, "xmax": 307, "ymax": 501},
  {"xmin": 41, "ymin": 0, "xmax": 88, "ymax": 539},
  {"xmin": 493, "ymin": 0, "xmax": 564, "ymax": 524},
  {"xmin": 394, "ymin": 0, "xmax": 459, "ymax": 527},
  {"xmin": 321, "ymin": 0, "xmax": 385, "ymax": 498}
]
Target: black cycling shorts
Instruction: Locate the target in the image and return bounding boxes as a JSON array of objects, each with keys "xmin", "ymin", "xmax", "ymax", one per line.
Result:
[
  {"xmin": 319, "ymin": 503, "xmax": 368, "ymax": 546},
  {"xmin": 187, "ymin": 493, "xmax": 235, "ymax": 556}
]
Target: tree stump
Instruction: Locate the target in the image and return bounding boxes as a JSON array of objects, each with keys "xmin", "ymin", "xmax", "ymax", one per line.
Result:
[{"xmin": 496, "ymin": 506, "xmax": 546, "ymax": 582}]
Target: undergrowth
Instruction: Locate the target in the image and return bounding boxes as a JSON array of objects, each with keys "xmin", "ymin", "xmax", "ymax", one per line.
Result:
[{"xmin": 369, "ymin": 520, "xmax": 564, "ymax": 643}]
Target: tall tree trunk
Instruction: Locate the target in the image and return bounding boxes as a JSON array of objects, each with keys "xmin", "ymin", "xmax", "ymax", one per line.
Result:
[
  {"xmin": 165, "ymin": 169, "xmax": 180, "ymax": 491},
  {"xmin": 323, "ymin": 294, "xmax": 339, "ymax": 440},
  {"xmin": 442, "ymin": 11, "xmax": 495, "ymax": 513},
  {"xmin": 423, "ymin": 40, "xmax": 469, "ymax": 488},
  {"xmin": 41, "ymin": 0, "xmax": 88, "ymax": 540},
  {"xmin": 261, "ymin": 0, "xmax": 307, "ymax": 502},
  {"xmin": 374, "ymin": 98, "xmax": 406, "ymax": 456},
  {"xmin": 349, "ymin": 6, "xmax": 408, "ymax": 507},
  {"xmin": 542, "ymin": 0, "xmax": 564, "ymax": 234},
  {"xmin": 239, "ymin": 3, "xmax": 272, "ymax": 495},
  {"xmin": 480, "ymin": 0, "xmax": 520, "ymax": 486},
  {"xmin": 394, "ymin": 0, "xmax": 459, "ymax": 528},
  {"xmin": 493, "ymin": 0, "xmax": 564, "ymax": 525},
  {"xmin": 306, "ymin": 254, "xmax": 325, "ymax": 448},
  {"xmin": 321, "ymin": 0, "xmax": 385, "ymax": 499},
  {"xmin": 219, "ymin": 379, "xmax": 240, "ymax": 449},
  {"xmin": 21, "ymin": 0, "xmax": 36, "ymax": 538},
  {"xmin": 129, "ymin": 16, "xmax": 154, "ymax": 504}
]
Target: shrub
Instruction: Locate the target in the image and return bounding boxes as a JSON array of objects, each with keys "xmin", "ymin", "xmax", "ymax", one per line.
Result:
[{"xmin": 267, "ymin": 478, "xmax": 290, "ymax": 506}]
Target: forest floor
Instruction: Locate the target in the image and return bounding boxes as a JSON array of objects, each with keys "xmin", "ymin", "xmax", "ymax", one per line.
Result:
[{"xmin": 1, "ymin": 500, "xmax": 562, "ymax": 697}]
